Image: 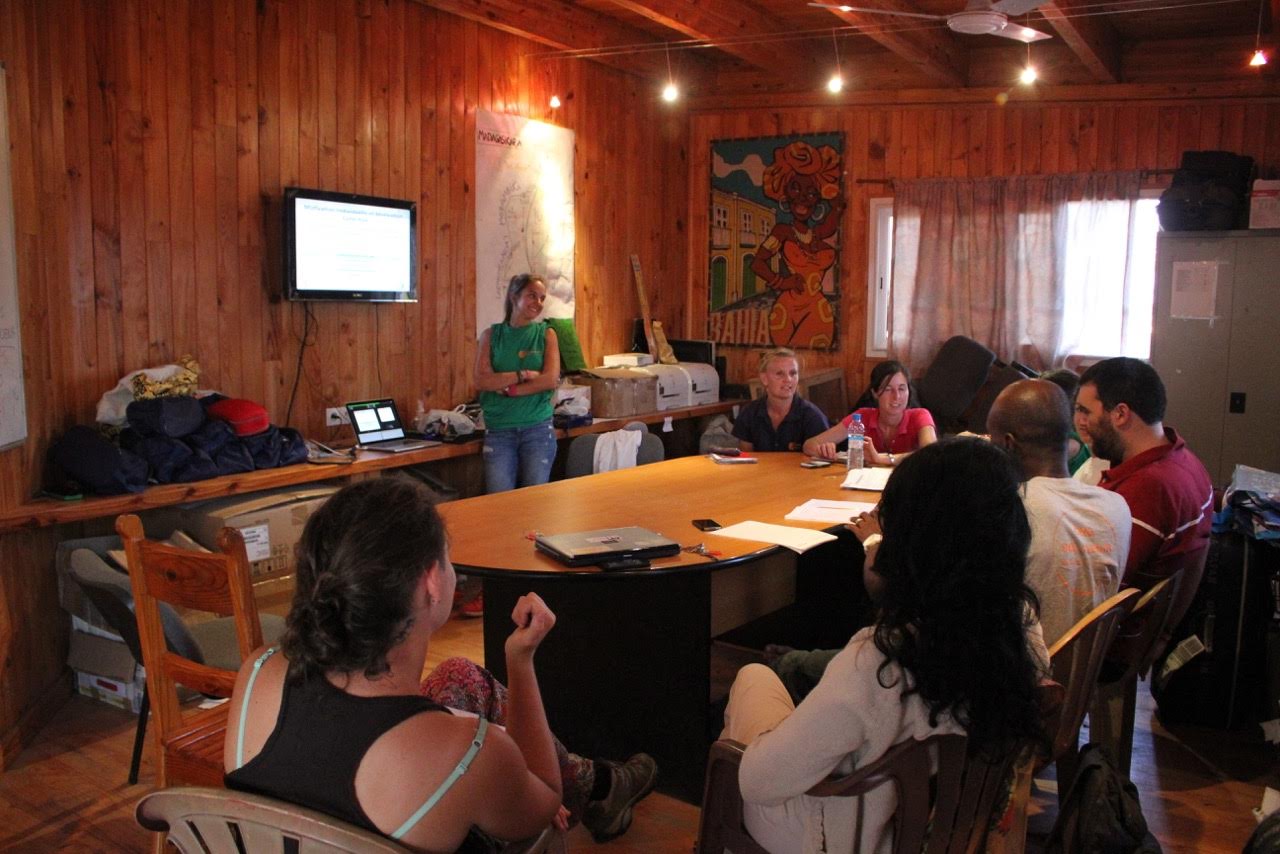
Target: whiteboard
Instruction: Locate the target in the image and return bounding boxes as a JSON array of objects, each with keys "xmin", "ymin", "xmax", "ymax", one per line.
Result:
[{"xmin": 0, "ymin": 67, "xmax": 27, "ymax": 449}]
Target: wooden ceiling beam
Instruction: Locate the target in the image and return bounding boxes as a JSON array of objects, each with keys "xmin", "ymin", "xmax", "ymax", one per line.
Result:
[
  {"xmin": 1038, "ymin": 0, "xmax": 1122, "ymax": 84},
  {"xmin": 817, "ymin": 4, "xmax": 967, "ymax": 88},
  {"xmin": 412, "ymin": 0, "xmax": 712, "ymax": 81},
  {"xmin": 606, "ymin": 0, "xmax": 823, "ymax": 80}
]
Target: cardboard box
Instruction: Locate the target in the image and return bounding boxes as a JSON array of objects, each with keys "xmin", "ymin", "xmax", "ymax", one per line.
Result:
[
  {"xmin": 68, "ymin": 630, "xmax": 144, "ymax": 714},
  {"xmin": 602, "ymin": 353, "xmax": 654, "ymax": 367},
  {"xmin": 1250, "ymin": 179, "xmax": 1280, "ymax": 228},
  {"xmin": 578, "ymin": 368, "xmax": 658, "ymax": 418},
  {"xmin": 148, "ymin": 485, "xmax": 339, "ymax": 579}
]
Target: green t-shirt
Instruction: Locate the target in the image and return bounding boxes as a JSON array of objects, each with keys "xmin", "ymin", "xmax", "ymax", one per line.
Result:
[
  {"xmin": 1067, "ymin": 429, "xmax": 1091, "ymax": 475},
  {"xmin": 479, "ymin": 321, "xmax": 554, "ymax": 430}
]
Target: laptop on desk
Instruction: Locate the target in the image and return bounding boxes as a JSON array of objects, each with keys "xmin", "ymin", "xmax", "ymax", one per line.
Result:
[
  {"xmin": 345, "ymin": 398, "xmax": 441, "ymax": 453},
  {"xmin": 535, "ymin": 526, "xmax": 681, "ymax": 568}
]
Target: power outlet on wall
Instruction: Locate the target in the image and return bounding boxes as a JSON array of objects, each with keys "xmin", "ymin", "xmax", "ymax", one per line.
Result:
[{"xmin": 325, "ymin": 407, "xmax": 349, "ymax": 426}]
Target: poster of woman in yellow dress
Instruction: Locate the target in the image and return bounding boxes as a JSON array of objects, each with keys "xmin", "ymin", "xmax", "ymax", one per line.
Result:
[{"xmin": 708, "ymin": 133, "xmax": 844, "ymax": 350}]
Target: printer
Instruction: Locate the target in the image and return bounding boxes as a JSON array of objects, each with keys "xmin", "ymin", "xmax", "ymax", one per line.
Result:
[{"xmin": 633, "ymin": 362, "xmax": 719, "ymax": 411}]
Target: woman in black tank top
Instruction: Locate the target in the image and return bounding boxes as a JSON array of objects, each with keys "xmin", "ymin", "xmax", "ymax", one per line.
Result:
[{"xmin": 223, "ymin": 477, "xmax": 658, "ymax": 852}]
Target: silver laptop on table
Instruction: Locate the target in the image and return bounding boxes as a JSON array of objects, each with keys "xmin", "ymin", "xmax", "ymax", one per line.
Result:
[
  {"xmin": 535, "ymin": 526, "xmax": 681, "ymax": 568},
  {"xmin": 345, "ymin": 398, "xmax": 441, "ymax": 453}
]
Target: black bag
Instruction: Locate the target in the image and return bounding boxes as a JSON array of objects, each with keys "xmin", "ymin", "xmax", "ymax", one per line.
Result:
[
  {"xmin": 125, "ymin": 396, "xmax": 206, "ymax": 438},
  {"xmin": 1158, "ymin": 150, "xmax": 1254, "ymax": 231},
  {"xmin": 1045, "ymin": 744, "xmax": 1161, "ymax": 854},
  {"xmin": 48, "ymin": 426, "xmax": 149, "ymax": 495}
]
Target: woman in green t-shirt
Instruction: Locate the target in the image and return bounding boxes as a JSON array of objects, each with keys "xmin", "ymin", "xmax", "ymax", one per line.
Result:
[{"xmin": 475, "ymin": 274, "xmax": 561, "ymax": 492}]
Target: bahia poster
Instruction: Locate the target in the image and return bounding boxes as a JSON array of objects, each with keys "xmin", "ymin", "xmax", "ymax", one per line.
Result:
[{"xmin": 708, "ymin": 133, "xmax": 845, "ymax": 350}]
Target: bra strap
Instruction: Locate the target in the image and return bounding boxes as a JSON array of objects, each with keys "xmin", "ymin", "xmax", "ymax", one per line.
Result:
[{"xmin": 391, "ymin": 716, "xmax": 490, "ymax": 839}]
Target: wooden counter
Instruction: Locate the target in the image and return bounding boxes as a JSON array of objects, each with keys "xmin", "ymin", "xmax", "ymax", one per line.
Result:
[{"xmin": 0, "ymin": 400, "xmax": 743, "ymax": 534}]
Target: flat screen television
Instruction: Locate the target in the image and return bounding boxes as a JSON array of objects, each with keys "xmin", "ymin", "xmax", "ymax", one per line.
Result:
[{"xmin": 283, "ymin": 187, "xmax": 417, "ymax": 303}]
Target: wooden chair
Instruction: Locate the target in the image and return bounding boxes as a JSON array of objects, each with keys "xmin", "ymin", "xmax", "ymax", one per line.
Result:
[
  {"xmin": 115, "ymin": 514, "xmax": 264, "ymax": 792},
  {"xmin": 697, "ymin": 732, "xmax": 1024, "ymax": 854},
  {"xmin": 1089, "ymin": 565, "xmax": 1195, "ymax": 776},
  {"xmin": 137, "ymin": 787, "xmax": 562, "ymax": 854},
  {"xmin": 1043, "ymin": 587, "xmax": 1141, "ymax": 795}
]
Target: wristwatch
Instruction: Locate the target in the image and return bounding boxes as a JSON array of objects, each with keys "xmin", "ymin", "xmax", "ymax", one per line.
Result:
[{"xmin": 887, "ymin": 453, "xmax": 896, "ymax": 465}]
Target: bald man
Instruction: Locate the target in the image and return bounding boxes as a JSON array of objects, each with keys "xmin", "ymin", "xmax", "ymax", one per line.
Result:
[{"xmin": 988, "ymin": 379, "xmax": 1132, "ymax": 646}]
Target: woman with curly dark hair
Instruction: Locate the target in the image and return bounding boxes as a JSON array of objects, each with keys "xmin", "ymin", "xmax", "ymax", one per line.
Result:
[
  {"xmin": 721, "ymin": 438, "xmax": 1048, "ymax": 854},
  {"xmin": 223, "ymin": 477, "xmax": 656, "ymax": 851}
]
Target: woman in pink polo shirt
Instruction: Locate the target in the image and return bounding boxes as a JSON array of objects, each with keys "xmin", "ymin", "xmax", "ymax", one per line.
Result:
[{"xmin": 802, "ymin": 361, "xmax": 937, "ymax": 465}]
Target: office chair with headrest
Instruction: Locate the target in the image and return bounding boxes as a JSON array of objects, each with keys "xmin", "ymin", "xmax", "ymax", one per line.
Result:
[
  {"xmin": 67, "ymin": 548, "xmax": 285, "ymax": 785},
  {"xmin": 913, "ymin": 336, "xmax": 997, "ymax": 433},
  {"xmin": 565, "ymin": 422, "xmax": 664, "ymax": 477}
]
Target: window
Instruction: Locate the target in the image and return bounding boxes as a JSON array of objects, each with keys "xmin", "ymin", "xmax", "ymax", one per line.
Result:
[
  {"xmin": 866, "ymin": 192, "xmax": 1161, "ymax": 361},
  {"xmin": 739, "ymin": 211, "xmax": 755, "ymax": 246},
  {"xmin": 742, "ymin": 253, "xmax": 757, "ymax": 297},
  {"xmin": 866, "ymin": 198, "xmax": 893, "ymax": 356},
  {"xmin": 1059, "ymin": 192, "xmax": 1161, "ymax": 360},
  {"xmin": 711, "ymin": 204, "xmax": 729, "ymax": 249}
]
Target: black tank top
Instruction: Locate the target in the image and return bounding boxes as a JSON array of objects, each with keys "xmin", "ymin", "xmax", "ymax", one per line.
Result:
[{"xmin": 225, "ymin": 662, "xmax": 491, "ymax": 851}]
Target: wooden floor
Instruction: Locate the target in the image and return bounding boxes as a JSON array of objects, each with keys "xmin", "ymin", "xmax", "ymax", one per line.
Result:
[{"xmin": 0, "ymin": 611, "xmax": 1273, "ymax": 853}]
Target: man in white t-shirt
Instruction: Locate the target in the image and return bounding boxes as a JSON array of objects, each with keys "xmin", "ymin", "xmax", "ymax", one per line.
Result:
[{"xmin": 988, "ymin": 380, "xmax": 1132, "ymax": 646}]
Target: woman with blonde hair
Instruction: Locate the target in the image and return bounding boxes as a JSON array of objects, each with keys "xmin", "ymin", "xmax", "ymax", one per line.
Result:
[{"xmin": 733, "ymin": 347, "xmax": 830, "ymax": 452}]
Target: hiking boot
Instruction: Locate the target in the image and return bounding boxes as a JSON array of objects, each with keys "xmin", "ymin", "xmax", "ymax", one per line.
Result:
[{"xmin": 581, "ymin": 753, "xmax": 659, "ymax": 843}]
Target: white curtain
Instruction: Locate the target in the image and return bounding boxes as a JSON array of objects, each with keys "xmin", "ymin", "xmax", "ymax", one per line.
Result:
[{"xmin": 889, "ymin": 172, "xmax": 1142, "ymax": 373}]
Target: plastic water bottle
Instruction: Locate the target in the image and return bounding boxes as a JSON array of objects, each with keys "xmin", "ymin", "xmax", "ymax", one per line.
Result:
[{"xmin": 846, "ymin": 413, "xmax": 864, "ymax": 471}]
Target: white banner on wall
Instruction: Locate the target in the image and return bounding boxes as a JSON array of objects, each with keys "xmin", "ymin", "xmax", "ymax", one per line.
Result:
[{"xmin": 474, "ymin": 110, "xmax": 575, "ymax": 335}]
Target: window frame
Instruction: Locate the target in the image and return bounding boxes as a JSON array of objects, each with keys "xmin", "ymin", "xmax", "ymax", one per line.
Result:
[{"xmin": 865, "ymin": 197, "xmax": 893, "ymax": 357}]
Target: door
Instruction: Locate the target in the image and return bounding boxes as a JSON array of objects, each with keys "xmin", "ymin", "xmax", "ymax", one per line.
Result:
[{"xmin": 1150, "ymin": 234, "xmax": 1236, "ymax": 483}]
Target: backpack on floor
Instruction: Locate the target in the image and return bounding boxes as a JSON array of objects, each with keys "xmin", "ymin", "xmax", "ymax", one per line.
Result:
[{"xmin": 1045, "ymin": 744, "xmax": 1162, "ymax": 854}]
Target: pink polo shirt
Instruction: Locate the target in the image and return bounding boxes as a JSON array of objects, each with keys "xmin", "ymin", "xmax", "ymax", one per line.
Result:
[{"xmin": 840, "ymin": 407, "xmax": 935, "ymax": 455}]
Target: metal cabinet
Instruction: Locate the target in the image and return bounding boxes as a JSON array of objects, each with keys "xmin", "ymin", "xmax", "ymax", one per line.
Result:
[{"xmin": 1151, "ymin": 230, "xmax": 1280, "ymax": 485}]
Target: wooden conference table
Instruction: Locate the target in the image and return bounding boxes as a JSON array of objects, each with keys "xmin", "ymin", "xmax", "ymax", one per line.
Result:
[{"xmin": 438, "ymin": 453, "xmax": 881, "ymax": 798}]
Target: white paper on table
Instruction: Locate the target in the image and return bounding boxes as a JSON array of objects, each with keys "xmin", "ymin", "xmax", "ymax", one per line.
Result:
[
  {"xmin": 785, "ymin": 498, "xmax": 878, "ymax": 524},
  {"xmin": 841, "ymin": 467, "xmax": 892, "ymax": 491},
  {"xmin": 1255, "ymin": 786, "xmax": 1280, "ymax": 823},
  {"xmin": 710, "ymin": 521, "xmax": 837, "ymax": 554}
]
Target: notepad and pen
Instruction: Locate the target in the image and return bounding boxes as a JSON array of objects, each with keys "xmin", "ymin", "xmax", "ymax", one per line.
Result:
[{"xmin": 840, "ymin": 466, "xmax": 892, "ymax": 491}]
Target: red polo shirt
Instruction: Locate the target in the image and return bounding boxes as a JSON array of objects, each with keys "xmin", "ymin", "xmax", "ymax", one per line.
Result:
[{"xmin": 1100, "ymin": 428, "xmax": 1213, "ymax": 592}]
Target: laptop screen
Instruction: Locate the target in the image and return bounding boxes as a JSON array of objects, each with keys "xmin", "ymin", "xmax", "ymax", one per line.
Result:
[{"xmin": 346, "ymin": 399, "xmax": 407, "ymax": 444}]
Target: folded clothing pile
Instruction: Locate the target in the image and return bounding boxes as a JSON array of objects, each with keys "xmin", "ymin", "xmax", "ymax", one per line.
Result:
[{"xmin": 49, "ymin": 393, "xmax": 307, "ymax": 496}]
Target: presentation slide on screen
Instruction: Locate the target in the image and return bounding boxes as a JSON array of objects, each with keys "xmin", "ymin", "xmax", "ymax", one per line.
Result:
[{"xmin": 294, "ymin": 199, "xmax": 412, "ymax": 293}]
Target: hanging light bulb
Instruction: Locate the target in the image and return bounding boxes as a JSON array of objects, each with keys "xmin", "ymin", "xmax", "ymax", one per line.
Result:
[
  {"xmin": 1250, "ymin": 0, "xmax": 1268, "ymax": 66},
  {"xmin": 1020, "ymin": 39, "xmax": 1037, "ymax": 85},
  {"xmin": 549, "ymin": 94, "xmax": 562, "ymax": 109},
  {"xmin": 827, "ymin": 30, "xmax": 844, "ymax": 94},
  {"xmin": 661, "ymin": 44, "xmax": 679, "ymax": 103}
]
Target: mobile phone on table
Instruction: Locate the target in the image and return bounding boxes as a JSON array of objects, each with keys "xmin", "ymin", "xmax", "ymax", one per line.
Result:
[
  {"xmin": 692, "ymin": 518, "xmax": 722, "ymax": 532},
  {"xmin": 800, "ymin": 459, "xmax": 832, "ymax": 468}
]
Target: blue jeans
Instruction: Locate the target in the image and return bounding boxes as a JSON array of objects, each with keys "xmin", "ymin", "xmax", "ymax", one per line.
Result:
[{"xmin": 483, "ymin": 419, "xmax": 557, "ymax": 493}]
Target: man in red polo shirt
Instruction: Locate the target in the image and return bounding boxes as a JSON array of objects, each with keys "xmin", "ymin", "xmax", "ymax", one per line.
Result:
[{"xmin": 1075, "ymin": 358, "xmax": 1213, "ymax": 626}]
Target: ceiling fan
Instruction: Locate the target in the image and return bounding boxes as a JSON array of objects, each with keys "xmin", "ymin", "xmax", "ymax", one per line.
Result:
[{"xmin": 809, "ymin": 0, "xmax": 1053, "ymax": 43}]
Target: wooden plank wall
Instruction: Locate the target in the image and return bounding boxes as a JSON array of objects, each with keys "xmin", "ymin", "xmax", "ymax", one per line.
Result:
[
  {"xmin": 684, "ymin": 95, "xmax": 1280, "ymax": 395},
  {"xmin": 0, "ymin": 0, "xmax": 687, "ymax": 765}
]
